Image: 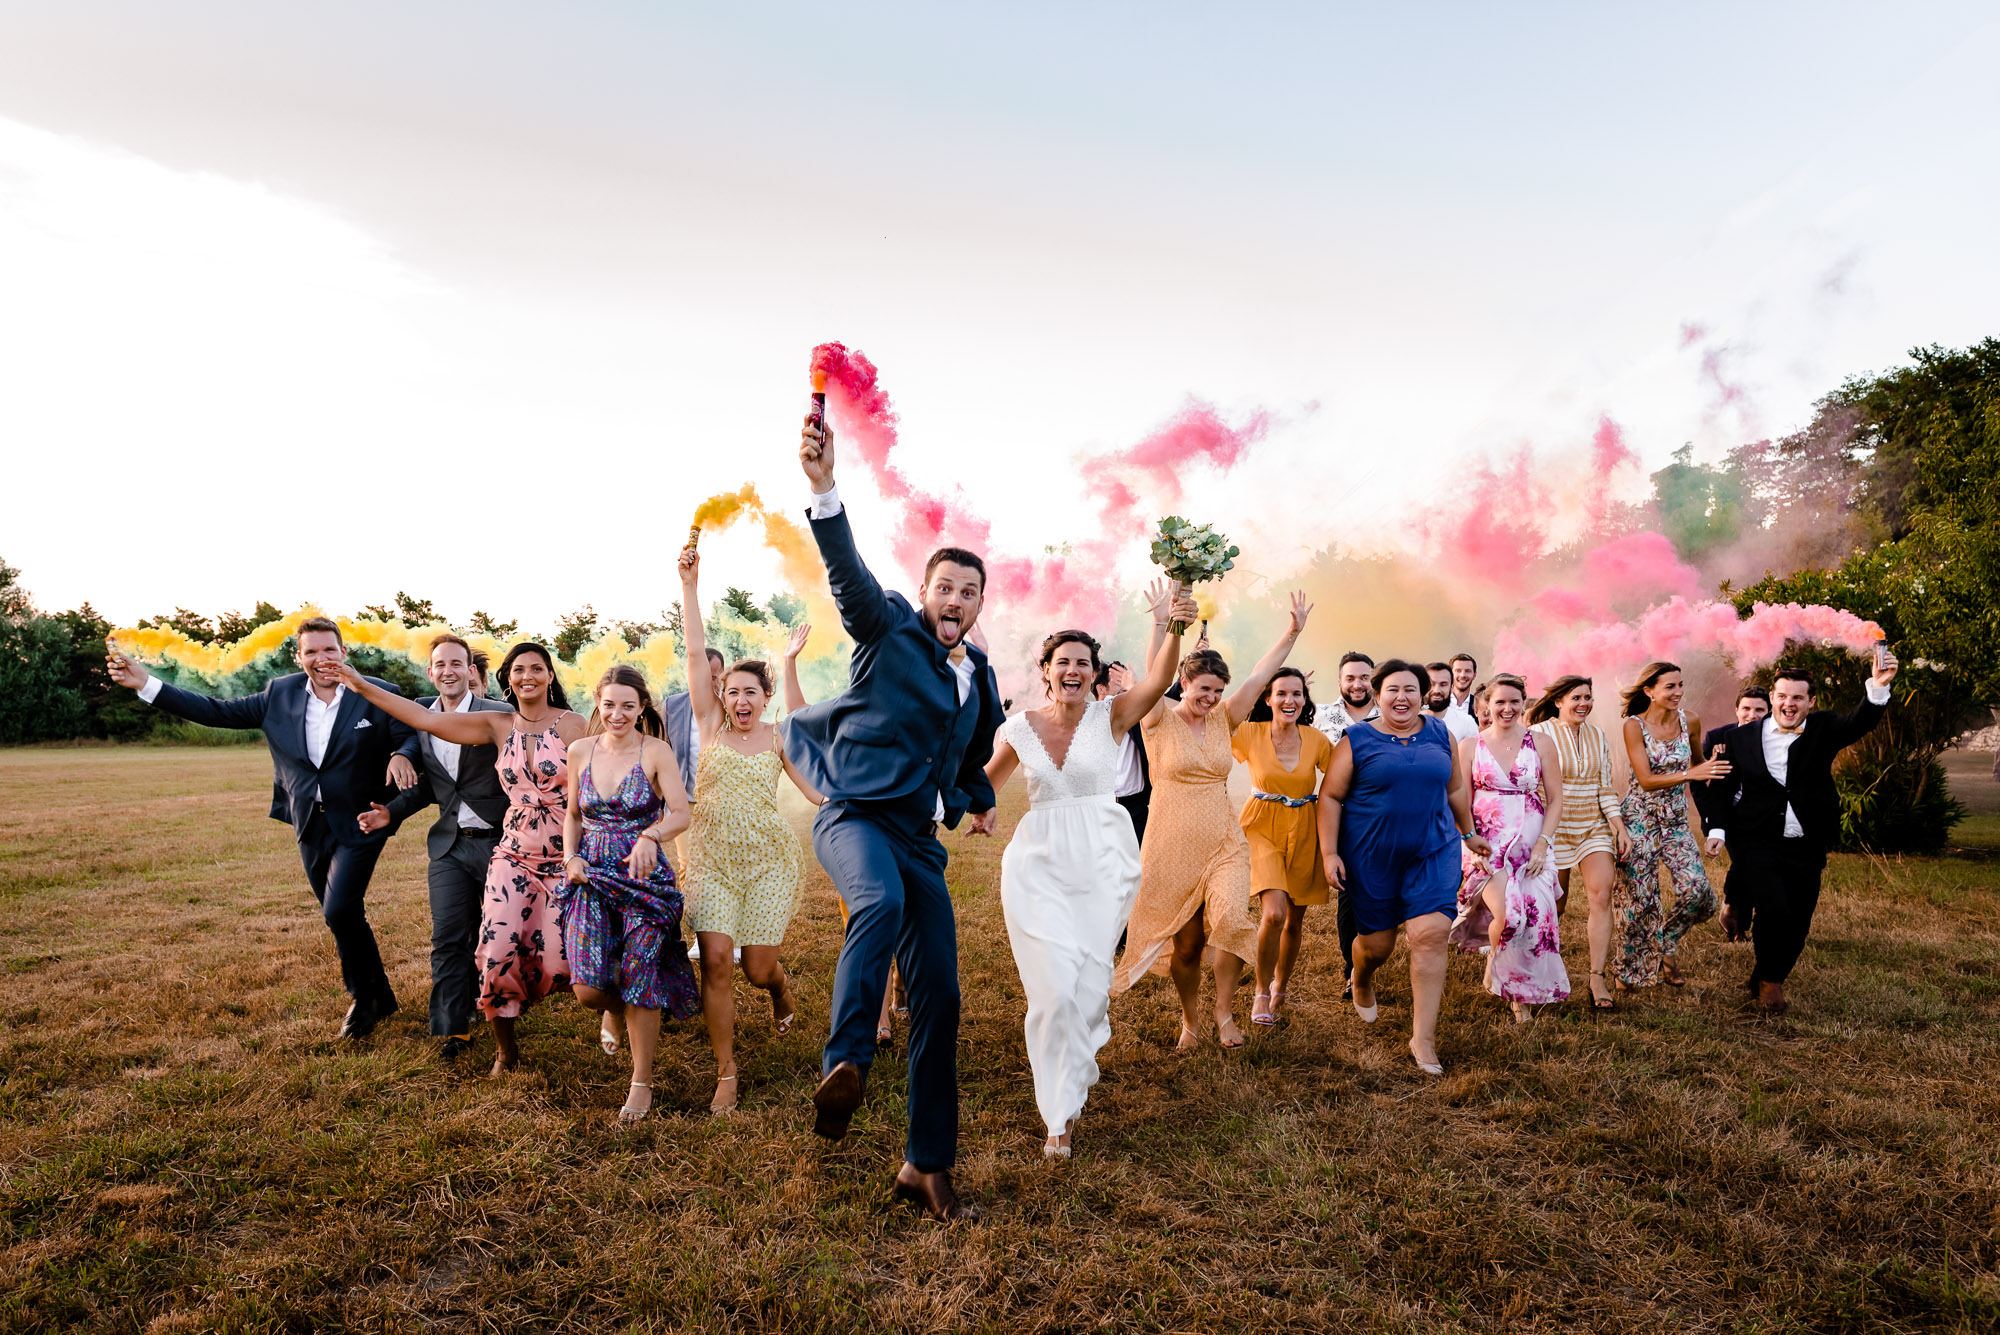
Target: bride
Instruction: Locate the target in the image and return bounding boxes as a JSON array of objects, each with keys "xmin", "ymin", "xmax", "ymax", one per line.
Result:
[{"xmin": 983, "ymin": 581, "xmax": 1197, "ymax": 1159}]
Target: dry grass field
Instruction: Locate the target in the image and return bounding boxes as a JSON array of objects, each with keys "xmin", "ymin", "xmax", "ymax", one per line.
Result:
[{"xmin": 3, "ymin": 744, "xmax": 1998, "ymax": 1333}]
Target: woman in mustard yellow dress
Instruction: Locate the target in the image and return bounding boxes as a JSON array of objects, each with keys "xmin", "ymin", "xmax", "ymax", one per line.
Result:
[
  {"xmin": 1234, "ymin": 667, "xmax": 1335, "ymax": 1027},
  {"xmin": 1112, "ymin": 591, "xmax": 1311, "ymax": 1050},
  {"xmin": 679, "ymin": 548, "xmax": 824, "ymax": 1113}
]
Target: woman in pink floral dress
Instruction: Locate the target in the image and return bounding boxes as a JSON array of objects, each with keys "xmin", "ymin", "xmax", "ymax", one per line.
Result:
[{"xmin": 1449, "ymin": 674, "xmax": 1570, "ymax": 1021}]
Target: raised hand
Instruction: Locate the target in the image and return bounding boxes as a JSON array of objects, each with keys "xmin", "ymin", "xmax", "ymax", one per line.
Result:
[
  {"xmin": 105, "ymin": 645, "xmax": 150, "ymax": 691},
  {"xmin": 1105, "ymin": 662, "xmax": 1135, "ymax": 695},
  {"xmin": 1286, "ymin": 590, "xmax": 1313, "ymax": 636},
  {"xmin": 1167, "ymin": 591, "xmax": 1200, "ymax": 631},
  {"xmin": 801, "ymin": 415, "xmax": 836, "ymax": 492},
  {"xmin": 785, "ymin": 622, "xmax": 812, "ymax": 659},
  {"xmin": 1872, "ymin": 646, "xmax": 1899, "ymax": 687},
  {"xmin": 678, "ymin": 546, "xmax": 700, "ymax": 588},
  {"xmin": 1143, "ymin": 577, "xmax": 1173, "ymax": 624},
  {"xmin": 357, "ymin": 802, "xmax": 392, "ymax": 834}
]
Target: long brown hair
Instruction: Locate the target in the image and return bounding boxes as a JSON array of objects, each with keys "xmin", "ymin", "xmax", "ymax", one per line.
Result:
[
  {"xmin": 1623, "ymin": 661, "xmax": 1681, "ymax": 717},
  {"xmin": 587, "ymin": 664, "xmax": 664, "ymax": 738},
  {"xmin": 1528, "ymin": 674, "xmax": 1591, "ymax": 725}
]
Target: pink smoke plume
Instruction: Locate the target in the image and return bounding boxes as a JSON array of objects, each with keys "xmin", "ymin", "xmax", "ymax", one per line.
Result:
[
  {"xmin": 808, "ymin": 341, "xmax": 1267, "ymax": 629},
  {"xmin": 1496, "ymin": 598, "xmax": 1882, "ymax": 689}
]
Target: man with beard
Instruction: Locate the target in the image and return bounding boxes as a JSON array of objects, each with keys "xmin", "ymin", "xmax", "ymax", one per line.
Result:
[
  {"xmin": 787, "ymin": 413, "xmax": 1005, "ymax": 1221},
  {"xmin": 1426, "ymin": 660, "xmax": 1478, "ymax": 744},
  {"xmin": 1315, "ymin": 651, "xmax": 1380, "ymax": 997}
]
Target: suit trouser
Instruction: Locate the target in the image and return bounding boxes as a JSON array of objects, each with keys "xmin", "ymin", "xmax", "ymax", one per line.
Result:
[
  {"xmin": 814, "ymin": 798, "xmax": 960, "ymax": 1173},
  {"xmin": 1117, "ymin": 790, "xmax": 1150, "ymax": 848},
  {"xmin": 1725, "ymin": 838, "xmax": 1827, "ymax": 986},
  {"xmin": 1336, "ymin": 884, "xmax": 1359, "ymax": 978},
  {"xmin": 299, "ymin": 810, "xmax": 392, "ymax": 1007},
  {"xmin": 428, "ymin": 832, "xmax": 499, "ymax": 1036}
]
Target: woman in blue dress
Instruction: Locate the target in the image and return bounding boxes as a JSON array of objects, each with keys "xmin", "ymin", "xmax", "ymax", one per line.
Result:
[{"xmin": 1318, "ymin": 660, "xmax": 1489, "ymax": 1075}]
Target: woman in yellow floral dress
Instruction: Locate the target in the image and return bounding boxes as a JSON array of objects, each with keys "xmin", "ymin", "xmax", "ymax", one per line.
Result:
[{"xmin": 679, "ymin": 548, "xmax": 824, "ymax": 1113}]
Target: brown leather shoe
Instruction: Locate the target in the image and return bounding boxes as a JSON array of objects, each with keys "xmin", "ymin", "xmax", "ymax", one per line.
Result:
[
  {"xmin": 811, "ymin": 1061, "xmax": 865, "ymax": 1140},
  {"xmin": 1720, "ymin": 905, "xmax": 1745, "ymax": 942},
  {"xmin": 892, "ymin": 1163, "xmax": 983, "ymax": 1222},
  {"xmin": 1753, "ymin": 980, "xmax": 1789, "ymax": 1014}
]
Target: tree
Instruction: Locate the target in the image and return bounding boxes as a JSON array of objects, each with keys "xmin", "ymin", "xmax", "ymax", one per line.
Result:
[
  {"xmin": 139, "ymin": 607, "xmax": 220, "ymax": 643},
  {"xmin": 59, "ymin": 603, "xmax": 155, "ymax": 739},
  {"xmin": 358, "ymin": 603, "xmax": 394, "ymax": 622},
  {"xmin": 766, "ymin": 592, "xmax": 806, "ymax": 626},
  {"xmin": 215, "ymin": 601, "xmax": 284, "ymax": 643},
  {"xmin": 393, "ymin": 592, "xmax": 438, "ymax": 625},
  {"xmin": 553, "ymin": 606, "xmax": 598, "ymax": 660},
  {"xmin": 0, "ymin": 564, "xmax": 88, "ymax": 743},
  {"xmin": 721, "ymin": 587, "xmax": 766, "ymax": 623},
  {"xmin": 468, "ymin": 610, "xmax": 518, "ymax": 638},
  {"xmin": 0, "ymin": 559, "xmax": 31, "ymax": 618}
]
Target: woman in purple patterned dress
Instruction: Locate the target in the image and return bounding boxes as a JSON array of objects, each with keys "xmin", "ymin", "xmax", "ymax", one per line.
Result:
[
  {"xmin": 562, "ymin": 666, "xmax": 701, "ymax": 1123},
  {"xmin": 1449, "ymin": 674, "xmax": 1570, "ymax": 1021}
]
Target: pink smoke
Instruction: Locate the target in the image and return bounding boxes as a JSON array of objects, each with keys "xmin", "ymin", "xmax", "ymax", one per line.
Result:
[
  {"xmin": 809, "ymin": 341, "xmax": 1266, "ymax": 630},
  {"xmin": 1496, "ymin": 597, "xmax": 1882, "ymax": 689}
]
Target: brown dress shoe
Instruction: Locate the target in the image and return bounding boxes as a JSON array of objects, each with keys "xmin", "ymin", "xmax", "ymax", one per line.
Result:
[
  {"xmin": 1754, "ymin": 980, "xmax": 1789, "ymax": 1014},
  {"xmin": 1720, "ymin": 905, "xmax": 1745, "ymax": 942},
  {"xmin": 811, "ymin": 1061, "xmax": 865, "ymax": 1140},
  {"xmin": 892, "ymin": 1163, "xmax": 983, "ymax": 1222}
]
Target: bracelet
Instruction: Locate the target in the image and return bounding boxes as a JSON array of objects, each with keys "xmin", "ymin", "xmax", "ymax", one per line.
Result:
[
  {"xmin": 1537, "ymin": 835, "xmax": 1553, "ymax": 848},
  {"xmin": 637, "ymin": 831, "xmax": 661, "ymax": 847}
]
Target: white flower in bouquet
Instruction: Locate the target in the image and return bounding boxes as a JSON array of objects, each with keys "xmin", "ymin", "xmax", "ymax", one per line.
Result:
[{"xmin": 1150, "ymin": 516, "xmax": 1240, "ymax": 634}]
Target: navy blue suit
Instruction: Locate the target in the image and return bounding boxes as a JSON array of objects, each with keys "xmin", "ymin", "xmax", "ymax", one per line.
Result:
[
  {"xmin": 146, "ymin": 673, "xmax": 416, "ymax": 1009},
  {"xmin": 784, "ymin": 505, "xmax": 1003, "ymax": 1171}
]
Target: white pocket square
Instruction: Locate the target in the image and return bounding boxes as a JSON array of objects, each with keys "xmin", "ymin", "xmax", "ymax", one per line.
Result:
[{"xmin": 354, "ymin": 718, "xmax": 372, "ymax": 729}]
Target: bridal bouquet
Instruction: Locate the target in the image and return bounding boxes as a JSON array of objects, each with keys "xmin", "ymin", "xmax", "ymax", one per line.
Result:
[{"xmin": 1150, "ymin": 516, "xmax": 1239, "ymax": 634}]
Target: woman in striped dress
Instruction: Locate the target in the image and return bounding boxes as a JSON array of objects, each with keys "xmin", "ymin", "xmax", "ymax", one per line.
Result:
[{"xmin": 1528, "ymin": 676, "xmax": 1631, "ymax": 1010}]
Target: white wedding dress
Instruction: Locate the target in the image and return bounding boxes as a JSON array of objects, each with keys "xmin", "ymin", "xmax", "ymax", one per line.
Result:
[{"xmin": 998, "ymin": 698, "xmax": 1143, "ymax": 1139}]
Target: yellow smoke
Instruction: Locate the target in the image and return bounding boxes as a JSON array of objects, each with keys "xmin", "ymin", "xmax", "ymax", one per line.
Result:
[{"xmin": 691, "ymin": 482, "xmax": 763, "ymax": 532}]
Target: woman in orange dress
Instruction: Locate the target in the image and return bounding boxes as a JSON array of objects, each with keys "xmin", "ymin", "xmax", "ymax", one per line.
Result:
[
  {"xmin": 1234, "ymin": 667, "xmax": 1335, "ymax": 1027},
  {"xmin": 1112, "ymin": 591, "xmax": 1311, "ymax": 1050}
]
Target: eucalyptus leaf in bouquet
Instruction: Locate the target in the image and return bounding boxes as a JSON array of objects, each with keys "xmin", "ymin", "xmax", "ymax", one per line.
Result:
[{"xmin": 1150, "ymin": 516, "xmax": 1240, "ymax": 634}]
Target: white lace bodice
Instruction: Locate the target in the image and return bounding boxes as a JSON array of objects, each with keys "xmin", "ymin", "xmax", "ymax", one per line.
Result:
[{"xmin": 1002, "ymin": 699, "xmax": 1123, "ymax": 807}]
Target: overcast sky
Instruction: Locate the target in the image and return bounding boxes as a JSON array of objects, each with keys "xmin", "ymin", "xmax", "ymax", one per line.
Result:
[{"xmin": 4, "ymin": 2, "xmax": 1996, "ymax": 628}]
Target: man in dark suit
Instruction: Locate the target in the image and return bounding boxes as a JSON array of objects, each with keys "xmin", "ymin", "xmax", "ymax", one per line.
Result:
[
  {"xmin": 660, "ymin": 647, "xmax": 724, "ymax": 799},
  {"xmin": 1694, "ymin": 684, "xmax": 1770, "ymax": 834},
  {"xmin": 1704, "ymin": 654, "xmax": 1897, "ymax": 1014},
  {"xmin": 108, "ymin": 617, "xmax": 417, "ymax": 1037},
  {"xmin": 358, "ymin": 633, "xmax": 510, "ymax": 1060},
  {"xmin": 1095, "ymin": 660, "xmax": 1152, "ymax": 844},
  {"xmin": 785, "ymin": 415, "xmax": 1005, "ymax": 1222}
]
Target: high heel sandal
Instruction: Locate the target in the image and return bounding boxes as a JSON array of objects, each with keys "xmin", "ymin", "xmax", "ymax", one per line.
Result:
[
  {"xmin": 1661, "ymin": 960, "xmax": 1687, "ymax": 987},
  {"xmin": 1251, "ymin": 992, "xmax": 1277, "ymax": 1026},
  {"xmin": 1586, "ymin": 971, "xmax": 1617, "ymax": 1011},
  {"xmin": 708, "ymin": 1074, "xmax": 738, "ymax": 1116},
  {"xmin": 619, "ymin": 1081, "xmax": 653, "ymax": 1124},
  {"xmin": 599, "ymin": 1024, "xmax": 620, "ymax": 1056},
  {"xmin": 1176, "ymin": 1022, "xmax": 1201, "ymax": 1053},
  {"xmin": 1043, "ymin": 1115, "xmax": 1078, "ymax": 1159},
  {"xmin": 1408, "ymin": 1040, "xmax": 1444, "ymax": 1076},
  {"xmin": 1217, "ymin": 1016, "xmax": 1246, "ymax": 1050},
  {"xmin": 1270, "ymin": 989, "xmax": 1288, "ymax": 1022}
]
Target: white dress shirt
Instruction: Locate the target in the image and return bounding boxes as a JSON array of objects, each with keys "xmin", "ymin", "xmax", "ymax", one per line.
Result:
[
  {"xmin": 142, "ymin": 673, "xmax": 345, "ymax": 800},
  {"xmin": 1712, "ymin": 680, "xmax": 1891, "ymax": 843},
  {"xmin": 812, "ymin": 482, "xmax": 974, "ymax": 819},
  {"xmin": 1113, "ymin": 728, "xmax": 1146, "ymax": 799},
  {"xmin": 1432, "ymin": 706, "xmax": 1478, "ymax": 744},
  {"xmin": 430, "ymin": 694, "xmax": 492, "ymax": 831}
]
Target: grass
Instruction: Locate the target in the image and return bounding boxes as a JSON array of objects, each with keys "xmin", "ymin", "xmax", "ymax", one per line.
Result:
[{"xmin": 2, "ymin": 745, "xmax": 1998, "ymax": 1333}]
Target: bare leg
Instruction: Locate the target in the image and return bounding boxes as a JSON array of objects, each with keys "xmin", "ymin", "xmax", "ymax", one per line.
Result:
[
  {"xmin": 1406, "ymin": 912, "xmax": 1451, "ymax": 1067},
  {"xmin": 740, "ymin": 945, "xmax": 796, "ymax": 1033},
  {"xmin": 1580, "ymin": 851, "xmax": 1616, "ymax": 1005},
  {"xmin": 697, "ymin": 930, "xmax": 738, "ymax": 1112},
  {"xmin": 1212, "ymin": 948, "xmax": 1247, "ymax": 1047},
  {"xmin": 1482, "ymin": 879, "xmax": 1526, "ymax": 1021},
  {"xmin": 1352, "ymin": 927, "xmax": 1397, "ymax": 1012},
  {"xmin": 1169, "ymin": 915, "xmax": 1208, "ymax": 1047},
  {"xmin": 622, "ymin": 1004, "xmax": 660, "ymax": 1120},
  {"xmin": 1273, "ymin": 901, "xmax": 1308, "ymax": 1006},
  {"xmin": 877, "ymin": 968, "xmax": 895, "ymax": 1043},
  {"xmin": 1254, "ymin": 889, "xmax": 1288, "ymax": 1000},
  {"xmin": 488, "ymin": 1016, "xmax": 518, "ymax": 1075}
]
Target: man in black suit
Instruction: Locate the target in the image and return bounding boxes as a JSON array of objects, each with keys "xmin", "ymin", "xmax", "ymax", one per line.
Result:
[
  {"xmin": 1694, "ymin": 684, "xmax": 1770, "ymax": 834},
  {"xmin": 1095, "ymin": 660, "xmax": 1152, "ymax": 844},
  {"xmin": 108, "ymin": 617, "xmax": 417, "ymax": 1038},
  {"xmin": 1703, "ymin": 654, "xmax": 1897, "ymax": 1014},
  {"xmin": 358, "ymin": 633, "xmax": 510, "ymax": 1060}
]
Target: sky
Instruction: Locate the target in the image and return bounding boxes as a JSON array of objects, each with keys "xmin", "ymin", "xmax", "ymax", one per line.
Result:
[{"xmin": 3, "ymin": 2, "xmax": 1997, "ymax": 636}]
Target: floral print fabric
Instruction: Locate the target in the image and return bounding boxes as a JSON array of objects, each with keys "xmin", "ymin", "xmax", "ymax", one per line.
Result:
[
  {"xmin": 477, "ymin": 726, "xmax": 571, "ymax": 1020},
  {"xmin": 1450, "ymin": 735, "xmax": 1570, "ymax": 1003},
  {"xmin": 1614, "ymin": 709, "xmax": 1716, "ymax": 986}
]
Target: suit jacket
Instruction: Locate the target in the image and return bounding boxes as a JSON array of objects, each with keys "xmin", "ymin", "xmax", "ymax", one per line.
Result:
[
  {"xmin": 384, "ymin": 694, "xmax": 511, "ymax": 858},
  {"xmin": 661, "ymin": 691, "xmax": 699, "ymax": 796},
  {"xmin": 1693, "ymin": 723, "xmax": 1734, "ymax": 831},
  {"xmin": 148, "ymin": 673, "xmax": 416, "ymax": 848},
  {"xmin": 1705, "ymin": 699, "xmax": 1885, "ymax": 857},
  {"xmin": 782, "ymin": 507, "xmax": 1004, "ymax": 827}
]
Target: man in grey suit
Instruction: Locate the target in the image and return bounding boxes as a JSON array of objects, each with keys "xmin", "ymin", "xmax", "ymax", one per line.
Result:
[
  {"xmin": 660, "ymin": 647, "xmax": 726, "ymax": 798},
  {"xmin": 361, "ymin": 634, "xmax": 510, "ymax": 1060}
]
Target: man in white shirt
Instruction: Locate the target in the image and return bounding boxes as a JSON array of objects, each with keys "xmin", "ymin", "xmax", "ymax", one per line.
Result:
[
  {"xmin": 363, "ymin": 634, "xmax": 511, "ymax": 1060},
  {"xmin": 1096, "ymin": 660, "xmax": 1152, "ymax": 845},
  {"xmin": 1703, "ymin": 654, "xmax": 1898, "ymax": 1013},
  {"xmin": 1425, "ymin": 661, "xmax": 1478, "ymax": 744},
  {"xmin": 1447, "ymin": 653, "xmax": 1479, "ymax": 720}
]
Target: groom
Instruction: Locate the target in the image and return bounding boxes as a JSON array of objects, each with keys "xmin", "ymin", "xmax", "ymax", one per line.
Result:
[
  {"xmin": 785, "ymin": 414, "xmax": 1005, "ymax": 1222},
  {"xmin": 1704, "ymin": 651, "xmax": 1898, "ymax": 1014}
]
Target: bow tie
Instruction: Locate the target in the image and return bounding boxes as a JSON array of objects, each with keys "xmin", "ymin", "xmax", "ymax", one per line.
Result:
[
  {"xmin": 948, "ymin": 644, "xmax": 968, "ymax": 667},
  {"xmin": 1772, "ymin": 722, "xmax": 1804, "ymax": 736}
]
